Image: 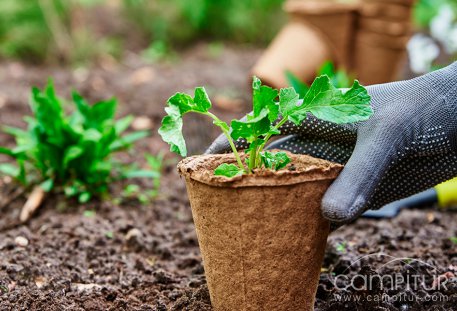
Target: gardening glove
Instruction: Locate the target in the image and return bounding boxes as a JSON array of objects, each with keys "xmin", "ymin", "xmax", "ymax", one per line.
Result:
[{"xmin": 206, "ymin": 62, "xmax": 457, "ymax": 223}]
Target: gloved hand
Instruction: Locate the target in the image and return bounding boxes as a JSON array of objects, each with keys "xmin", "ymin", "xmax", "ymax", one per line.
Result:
[{"xmin": 206, "ymin": 62, "xmax": 457, "ymax": 223}]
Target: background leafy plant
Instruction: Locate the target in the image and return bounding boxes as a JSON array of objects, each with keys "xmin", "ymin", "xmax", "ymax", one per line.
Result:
[
  {"xmin": 413, "ymin": 0, "xmax": 457, "ymax": 29},
  {"xmin": 0, "ymin": 81, "xmax": 158, "ymax": 203},
  {"xmin": 0, "ymin": 0, "xmax": 122, "ymax": 64},
  {"xmin": 409, "ymin": 0, "xmax": 457, "ymax": 73},
  {"xmin": 122, "ymin": 0, "xmax": 285, "ymax": 48},
  {"xmin": 0, "ymin": 0, "xmax": 284, "ymax": 65}
]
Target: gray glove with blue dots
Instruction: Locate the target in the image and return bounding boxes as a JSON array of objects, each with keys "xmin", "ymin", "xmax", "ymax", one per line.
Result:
[{"xmin": 206, "ymin": 62, "xmax": 457, "ymax": 223}]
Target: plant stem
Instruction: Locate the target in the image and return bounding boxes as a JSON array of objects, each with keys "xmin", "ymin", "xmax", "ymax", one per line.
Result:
[
  {"xmin": 204, "ymin": 112, "xmax": 245, "ymax": 171},
  {"xmin": 256, "ymin": 117, "xmax": 288, "ymax": 155},
  {"xmin": 248, "ymin": 144, "xmax": 257, "ymax": 171}
]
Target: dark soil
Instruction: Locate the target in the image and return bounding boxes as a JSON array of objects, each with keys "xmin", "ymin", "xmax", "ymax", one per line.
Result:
[{"xmin": 0, "ymin": 44, "xmax": 456, "ymax": 310}]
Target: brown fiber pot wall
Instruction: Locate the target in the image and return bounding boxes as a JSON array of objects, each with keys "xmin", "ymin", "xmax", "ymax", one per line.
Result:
[{"xmin": 178, "ymin": 153, "xmax": 342, "ymax": 311}]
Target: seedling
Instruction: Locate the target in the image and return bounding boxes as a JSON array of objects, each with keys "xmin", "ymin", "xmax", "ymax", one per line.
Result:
[
  {"xmin": 450, "ymin": 237, "xmax": 457, "ymax": 244},
  {"xmin": 0, "ymin": 80, "xmax": 160, "ymax": 203},
  {"xmin": 105, "ymin": 231, "xmax": 114, "ymax": 239},
  {"xmin": 83, "ymin": 210, "xmax": 96, "ymax": 218},
  {"xmin": 335, "ymin": 241, "xmax": 348, "ymax": 254},
  {"xmin": 159, "ymin": 75, "xmax": 372, "ymax": 177}
]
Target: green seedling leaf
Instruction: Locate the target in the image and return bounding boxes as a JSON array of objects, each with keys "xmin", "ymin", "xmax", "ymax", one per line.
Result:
[
  {"xmin": 17, "ymin": 160, "xmax": 26, "ymax": 185},
  {"xmin": 79, "ymin": 192, "xmax": 91, "ymax": 203},
  {"xmin": 122, "ymin": 170, "xmax": 160, "ymax": 179},
  {"xmin": 230, "ymin": 112, "xmax": 271, "ymax": 142},
  {"xmin": 252, "ymin": 76, "xmax": 279, "ymax": 121},
  {"xmin": 278, "ymin": 87, "xmax": 300, "ymax": 119},
  {"xmin": 11, "ymin": 144, "xmax": 34, "ymax": 157},
  {"xmin": 193, "ymin": 87, "xmax": 212, "ymax": 112},
  {"xmin": 284, "ymin": 75, "xmax": 372, "ymax": 125},
  {"xmin": 317, "ymin": 61, "xmax": 353, "ymax": 88},
  {"xmin": 0, "ymin": 147, "xmax": 14, "ymax": 157},
  {"xmin": 73, "ymin": 91, "xmax": 117, "ymax": 129},
  {"xmin": 159, "ymin": 87, "xmax": 213, "ymax": 157},
  {"xmin": 450, "ymin": 237, "xmax": 457, "ymax": 244},
  {"xmin": 83, "ymin": 210, "xmax": 96, "ymax": 218},
  {"xmin": 302, "ymin": 77, "xmax": 372, "ymax": 124},
  {"xmin": 336, "ymin": 241, "xmax": 348, "ymax": 254},
  {"xmin": 214, "ymin": 163, "xmax": 244, "ymax": 178},
  {"xmin": 169, "ymin": 87, "xmax": 212, "ymax": 114},
  {"xmin": 3, "ymin": 126, "xmax": 29, "ymax": 139},
  {"xmin": 40, "ymin": 179, "xmax": 54, "ymax": 192},
  {"xmin": 63, "ymin": 146, "xmax": 84, "ymax": 167},
  {"xmin": 109, "ymin": 131, "xmax": 149, "ymax": 151},
  {"xmin": 272, "ymin": 152, "xmax": 290, "ymax": 171},
  {"xmin": 65, "ymin": 186, "xmax": 78, "ymax": 197},
  {"xmin": 90, "ymin": 99, "xmax": 117, "ymax": 124},
  {"xmin": 0, "ymin": 163, "xmax": 19, "ymax": 177},
  {"xmin": 318, "ymin": 61, "xmax": 336, "ymax": 78},
  {"xmin": 145, "ymin": 153, "xmax": 164, "ymax": 172},
  {"xmin": 260, "ymin": 151, "xmax": 290, "ymax": 171},
  {"xmin": 123, "ymin": 184, "xmax": 140, "ymax": 196},
  {"xmin": 115, "ymin": 115, "xmax": 134, "ymax": 134},
  {"xmin": 158, "ymin": 105, "xmax": 186, "ymax": 156},
  {"xmin": 82, "ymin": 128, "xmax": 102, "ymax": 142},
  {"xmin": 105, "ymin": 231, "xmax": 114, "ymax": 239}
]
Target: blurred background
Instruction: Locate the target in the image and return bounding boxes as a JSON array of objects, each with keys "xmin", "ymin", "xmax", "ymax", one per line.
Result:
[
  {"xmin": 0, "ymin": 0, "xmax": 285, "ymax": 65},
  {"xmin": 0, "ymin": 0, "xmax": 454, "ymax": 67}
]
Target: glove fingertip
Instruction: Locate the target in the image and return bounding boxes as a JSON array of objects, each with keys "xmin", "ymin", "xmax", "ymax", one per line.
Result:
[{"xmin": 322, "ymin": 194, "xmax": 367, "ymax": 223}]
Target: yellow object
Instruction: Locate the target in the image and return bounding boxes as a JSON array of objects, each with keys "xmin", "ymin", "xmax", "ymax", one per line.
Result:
[{"xmin": 435, "ymin": 177, "xmax": 457, "ymax": 207}]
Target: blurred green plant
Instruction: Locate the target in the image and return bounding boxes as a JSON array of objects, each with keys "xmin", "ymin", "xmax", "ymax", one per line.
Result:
[
  {"xmin": 122, "ymin": 0, "xmax": 285, "ymax": 47},
  {"xmin": 0, "ymin": 80, "xmax": 160, "ymax": 203},
  {"xmin": 141, "ymin": 40, "xmax": 178, "ymax": 63},
  {"xmin": 413, "ymin": 0, "xmax": 457, "ymax": 28},
  {"xmin": 409, "ymin": 0, "xmax": 457, "ymax": 73},
  {"xmin": 0, "ymin": 0, "xmax": 284, "ymax": 64},
  {"xmin": 335, "ymin": 241, "xmax": 348, "ymax": 254},
  {"xmin": 0, "ymin": 0, "xmax": 122, "ymax": 64},
  {"xmin": 286, "ymin": 61, "xmax": 354, "ymax": 98},
  {"xmin": 317, "ymin": 61, "xmax": 353, "ymax": 89},
  {"xmin": 118, "ymin": 152, "xmax": 164, "ymax": 204}
]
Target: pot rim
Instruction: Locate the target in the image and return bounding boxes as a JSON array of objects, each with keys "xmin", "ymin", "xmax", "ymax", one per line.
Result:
[{"xmin": 178, "ymin": 152, "xmax": 343, "ymax": 188}]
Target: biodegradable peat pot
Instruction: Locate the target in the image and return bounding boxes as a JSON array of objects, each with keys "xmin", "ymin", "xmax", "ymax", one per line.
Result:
[{"xmin": 178, "ymin": 153, "xmax": 342, "ymax": 311}]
